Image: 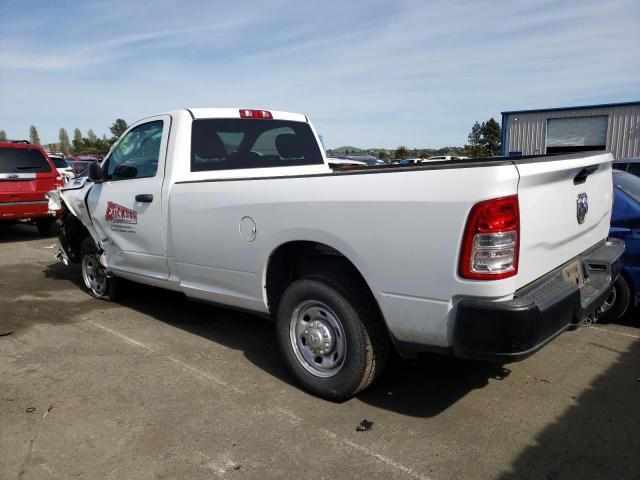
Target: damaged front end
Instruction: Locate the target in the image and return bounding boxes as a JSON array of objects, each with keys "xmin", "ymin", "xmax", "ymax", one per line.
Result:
[{"xmin": 46, "ymin": 179, "xmax": 97, "ymax": 266}]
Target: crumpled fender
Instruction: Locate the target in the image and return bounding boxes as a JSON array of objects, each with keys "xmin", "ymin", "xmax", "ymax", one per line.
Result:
[{"xmin": 47, "ymin": 179, "xmax": 104, "ymax": 260}]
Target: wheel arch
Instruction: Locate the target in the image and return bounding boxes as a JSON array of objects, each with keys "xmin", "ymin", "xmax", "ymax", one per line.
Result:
[{"xmin": 264, "ymin": 240, "xmax": 384, "ymax": 321}]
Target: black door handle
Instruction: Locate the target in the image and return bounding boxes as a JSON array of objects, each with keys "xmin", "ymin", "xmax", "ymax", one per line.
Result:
[
  {"xmin": 573, "ymin": 165, "xmax": 599, "ymax": 185},
  {"xmin": 135, "ymin": 194, "xmax": 153, "ymax": 203}
]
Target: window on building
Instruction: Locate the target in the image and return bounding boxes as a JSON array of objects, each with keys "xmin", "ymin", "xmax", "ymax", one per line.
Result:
[{"xmin": 546, "ymin": 116, "xmax": 608, "ymax": 154}]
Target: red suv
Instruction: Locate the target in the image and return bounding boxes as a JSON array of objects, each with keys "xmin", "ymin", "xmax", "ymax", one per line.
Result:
[{"xmin": 0, "ymin": 141, "xmax": 63, "ymax": 235}]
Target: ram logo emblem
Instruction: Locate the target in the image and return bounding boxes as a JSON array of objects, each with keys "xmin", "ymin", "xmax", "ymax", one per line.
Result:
[{"xmin": 576, "ymin": 193, "xmax": 588, "ymax": 224}]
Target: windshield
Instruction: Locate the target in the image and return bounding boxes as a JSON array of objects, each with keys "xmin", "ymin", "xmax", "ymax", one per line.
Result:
[
  {"xmin": 614, "ymin": 171, "xmax": 640, "ymax": 203},
  {"xmin": 0, "ymin": 147, "xmax": 52, "ymax": 173}
]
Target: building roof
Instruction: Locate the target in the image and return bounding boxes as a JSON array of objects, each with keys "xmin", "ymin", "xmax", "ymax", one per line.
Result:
[{"xmin": 502, "ymin": 101, "xmax": 640, "ymax": 116}]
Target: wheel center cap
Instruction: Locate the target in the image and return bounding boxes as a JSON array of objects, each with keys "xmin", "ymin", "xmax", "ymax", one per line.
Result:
[{"xmin": 305, "ymin": 320, "xmax": 334, "ymax": 355}]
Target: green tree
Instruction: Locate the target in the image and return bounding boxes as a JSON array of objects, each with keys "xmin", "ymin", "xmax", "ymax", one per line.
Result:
[
  {"xmin": 58, "ymin": 128, "xmax": 71, "ymax": 155},
  {"xmin": 109, "ymin": 119, "xmax": 128, "ymax": 141},
  {"xmin": 0, "ymin": 130, "xmax": 7, "ymax": 142},
  {"xmin": 29, "ymin": 125, "xmax": 41, "ymax": 145},
  {"xmin": 465, "ymin": 121, "xmax": 485, "ymax": 159},
  {"xmin": 480, "ymin": 117, "xmax": 501, "ymax": 157},
  {"xmin": 72, "ymin": 128, "xmax": 83, "ymax": 153},
  {"xmin": 87, "ymin": 129, "xmax": 97, "ymax": 143},
  {"xmin": 377, "ymin": 150, "xmax": 390, "ymax": 161},
  {"xmin": 394, "ymin": 145, "xmax": 409, "ymax": 159}
]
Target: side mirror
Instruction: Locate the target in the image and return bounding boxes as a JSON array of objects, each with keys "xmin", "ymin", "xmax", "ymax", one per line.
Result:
[{"xmin": 88, "ymin": 162, "xmax": 104, "ymax": 183}]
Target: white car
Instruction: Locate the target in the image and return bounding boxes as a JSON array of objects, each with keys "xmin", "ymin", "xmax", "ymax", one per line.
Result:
[
  {"xmin": 47, "ymin": 154, "xmax": 74, "ymax": 182},
  {"xmin": 49, "ymin": 108, "xmax": 623, "ymax": 400}
]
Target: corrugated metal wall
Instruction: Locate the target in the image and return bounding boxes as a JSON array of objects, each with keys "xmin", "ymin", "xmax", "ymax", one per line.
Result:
[{"xmin": 504, "ymin": 103, "xmax": 640, "ymax": 159}]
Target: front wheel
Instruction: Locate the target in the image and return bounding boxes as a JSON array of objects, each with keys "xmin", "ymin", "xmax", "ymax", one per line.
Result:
[
  {"xmin": 598, "ymin": 276, "xmax": 631, "ymax": 322},
  {"xmin": 80, "ymin": 237, "xmax": 119, "ymax": 301},
  {"xmin": 276, "ymin": 274, "xmax": 388, "ymax": 401}
]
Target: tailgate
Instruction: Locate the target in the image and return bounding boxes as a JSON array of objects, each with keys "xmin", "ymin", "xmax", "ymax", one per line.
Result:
[
  {"xmin": 0, "ymin": 147, "xmax": 56, "ymax": 212},
  {"xmin": 515, "ymin": 152, "xmax": 614, "ymax": 288},
  {"xmin": 0, "ymin": 173, "xmax": 54, "ymax": 203}
]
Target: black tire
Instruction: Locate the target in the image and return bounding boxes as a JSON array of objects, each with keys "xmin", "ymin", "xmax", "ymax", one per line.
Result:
[
  {"xmin": 598, "ymin": 276, "xmax": 631, "ymax": 323},
  {"xmin": 276, "ymin": 274, "xmax": 388, "ymax": 401},
  {"xmin": 80, "ymin": 237, "xmax": 119, "ymax": 301},
  {"xmin": 35, "ymin": 217, "xmax": 58, "ymax": 236}
]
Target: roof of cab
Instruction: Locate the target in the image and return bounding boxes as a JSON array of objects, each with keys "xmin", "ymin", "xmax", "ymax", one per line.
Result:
[{"xmin": 187, "ymin": 108, "xmax": 308, "ymax": 123}]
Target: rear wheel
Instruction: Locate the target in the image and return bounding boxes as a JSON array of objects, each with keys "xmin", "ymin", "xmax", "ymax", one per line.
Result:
[
  {"xmin": 276, "ymin": 274, "xmax": 388, "ymax": 401},
  {"xmin": 80, "ymin": 237, "xmax": 119, "ymax": 301},
  {"xmin": 598, "ymin": 276, "xmax": 631, "ymax": 322},
  {"xmin": 35, "ymin": 217, "xmax": 58, "ymax": 236}
]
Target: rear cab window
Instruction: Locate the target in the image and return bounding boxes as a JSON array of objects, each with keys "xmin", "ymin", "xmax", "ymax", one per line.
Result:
[
  {"xmin": 0, "ymin": 147, "xmax": 53, "ymax": 174},
  {"xmin": 191, "ymin": 119, "xmax": 324, "ymax": 172}
]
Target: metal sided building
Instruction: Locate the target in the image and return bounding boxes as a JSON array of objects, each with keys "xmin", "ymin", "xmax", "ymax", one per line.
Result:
[{"xmin": 501, "ymin": 101, "xmax": 640, "ymax": 159}]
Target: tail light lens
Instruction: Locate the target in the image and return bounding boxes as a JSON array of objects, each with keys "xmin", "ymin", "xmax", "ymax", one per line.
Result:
[{"xmin": 459, "ymin": 195, "xmax": 519, "ymax": 280}]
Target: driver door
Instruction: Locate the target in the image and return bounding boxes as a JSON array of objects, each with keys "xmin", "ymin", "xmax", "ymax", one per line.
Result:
[{"xmin": 87, "ymin": 115, "xmax": 170, "ymax": 280}]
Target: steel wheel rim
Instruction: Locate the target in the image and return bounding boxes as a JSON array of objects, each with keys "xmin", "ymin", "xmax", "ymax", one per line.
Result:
[
  {"xmin": 598, "ymin": 287, "xmax": 617, "ymax": 313},
  {"xmin": 289, "ymin": 300, "xmax": 347, "ymax": 378},
  {"xmin": 82, "ymin": 254, "xmax": 107, "ymax": 296}
]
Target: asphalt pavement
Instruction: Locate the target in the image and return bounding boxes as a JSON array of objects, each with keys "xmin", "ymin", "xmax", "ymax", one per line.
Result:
[{"xmin": 1, "ymin": 223, "xmax": 639, "ymax": 480}]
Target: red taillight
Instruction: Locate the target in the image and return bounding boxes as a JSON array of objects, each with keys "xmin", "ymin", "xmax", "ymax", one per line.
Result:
[
  {"xmin": 459, "ymin": 195, "xmax": 520, "ymax": 280},
  {"xmin": 239, "ymin": 109, "xmax": 273, "ymax": 119}
]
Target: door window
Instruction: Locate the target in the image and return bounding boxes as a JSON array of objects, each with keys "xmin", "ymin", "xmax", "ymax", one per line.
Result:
[{"xmin": 106, "ymin": 121, "xmax": 163, "ymax": 180}]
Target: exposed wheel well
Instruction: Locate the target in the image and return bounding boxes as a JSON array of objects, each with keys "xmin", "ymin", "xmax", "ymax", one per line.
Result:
[
  {"xmin": 265, "ymin": 241, "xmax": 379, "ymax": 317},
  {"xmin": 57, "ymin": 210, "xmax": 91, "ymax": 263}
]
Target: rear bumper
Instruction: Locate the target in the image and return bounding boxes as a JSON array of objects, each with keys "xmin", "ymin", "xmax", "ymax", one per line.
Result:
[
  {"xmin": 453, "ymin": 239, "xmax": 625, "ymax": 362},
  {"xmin": 0, "ymin": 201, "xmax": 51, "ymax": 220}
]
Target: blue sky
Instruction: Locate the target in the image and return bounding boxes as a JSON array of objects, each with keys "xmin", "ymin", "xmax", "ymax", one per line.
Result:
[{"xmin": 1, "ymin": 0, "xmax": 638, "ymax": 148}]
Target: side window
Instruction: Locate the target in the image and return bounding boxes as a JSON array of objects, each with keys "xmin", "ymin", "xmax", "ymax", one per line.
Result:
[
  {"xmin": 106, "ymin": 121, "xmax": 163, "ymax": 181},
  {"xmin": 627, "ymin": 163, "xmax": 640, "ymax": 177},
  {"xmin": 191, "ymin": 119, "xmax": 323, "ymax": 172}
]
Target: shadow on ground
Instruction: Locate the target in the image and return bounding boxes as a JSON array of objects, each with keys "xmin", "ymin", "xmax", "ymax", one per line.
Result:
[
  {"xmin": 12, "ymin": 258, "xmax": 640, "ymax": 421},
  {"xmin": 46, "ymin": 274, "xmax": 509, "ymax": 418},
  {"xmin": 0, "ymin": 222, "xmax": 55, "ymax": 243},
  {"xmin": 499, "ymin": 337, "xmax": 640, "ymax": 480}
]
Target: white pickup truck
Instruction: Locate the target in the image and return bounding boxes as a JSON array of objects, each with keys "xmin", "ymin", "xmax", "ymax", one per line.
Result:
[{"xmin": 49, "ymin": 108, "xmax": 624, "ymax": 400}]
